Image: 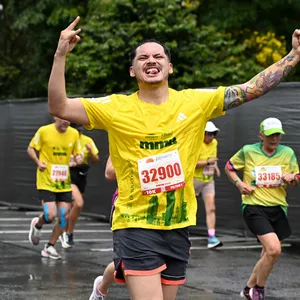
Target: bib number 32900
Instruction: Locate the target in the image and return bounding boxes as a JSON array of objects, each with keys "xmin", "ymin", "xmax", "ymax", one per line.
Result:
[{"xmin": 138, "ymin": 150, "xmax": 185, "ymax": 195}]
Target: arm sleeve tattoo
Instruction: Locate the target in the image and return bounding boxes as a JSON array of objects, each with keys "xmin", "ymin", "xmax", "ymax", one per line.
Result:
[{"xmin": 224, "ymin": 54, "xmax": 298, "ymax": 110}]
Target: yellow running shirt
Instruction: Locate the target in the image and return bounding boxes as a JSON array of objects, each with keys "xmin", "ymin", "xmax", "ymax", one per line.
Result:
[
  {"xmin": 81, "ymin": 87, "xmax": 225, "ymax": 230},
  {"xmin": 80, "ymin": 134, "xmax": 99, "ymax": 165},
  {"xmin": 228, "ymin": 143, "xmax": 299, "ymax": 207},
  {"xmin": 29, "ymin": 124, "xmax": 81, "ymax": 192},
  {"xmin": 194, "ymin": 139, "xmax": 218, "ymax": 183}
]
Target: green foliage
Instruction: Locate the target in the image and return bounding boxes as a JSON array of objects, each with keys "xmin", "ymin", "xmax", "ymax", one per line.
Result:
[
  {"xmin": 0, "ymin": 0, "xmax": 86, "ymax": 99},
  {"xmin": 66, "ymin": 0, "xmax": 262, "ymax": 95},
  {"xmin": 1, "ymin": 0, "xmax": 300, "ymax": 99}
]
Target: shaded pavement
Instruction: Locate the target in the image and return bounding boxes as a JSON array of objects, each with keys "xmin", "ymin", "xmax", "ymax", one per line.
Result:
[{"xmin": 1, "ymin": 207, "xmax": 300, "ymax": 300}]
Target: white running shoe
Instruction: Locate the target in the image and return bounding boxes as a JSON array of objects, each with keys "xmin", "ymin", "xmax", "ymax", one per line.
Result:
[
  {"xmin": 41, "ymin": 244, "xmax": 61, "ymax": 260},
  {"xmin": 240, "ymin": 289, "xmax": 252, "ymax": 299},
  {"xmin": 59, "ymin": 232, "xmax": 72, "ymax": 249},
  {"xmin": 28, "ymin": 217, "xmax": 41, "ymax": 246},
  {"xmin": 207, "ymin": 236, "xmax": 223, "ymax": 249},
  {"xmin": 89, "ymin": 276, "xmax": 106, "ymax": 300}
]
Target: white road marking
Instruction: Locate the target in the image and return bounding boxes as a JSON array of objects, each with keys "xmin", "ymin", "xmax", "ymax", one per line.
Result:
[
  {"xmin": 0, "ymin": 223, "xmax": 109, "ymax": 227},
  {"xmin": 189, "ymin": 237, "xmax": 206, "ymax": 240},
  {"xmin": 0, "ymin": 218, "xmax": 38, "ymax": 221},
  {"xmin": 0, "ymin": 229, "xmax": 111, "ymax": 234},
  {"xmin": 190, "ymin": 244, "xmax": 292, "ymax": 250},
  {"xmin": 90, "ymin": 243, "xmax": 292, "ymax": 252},
  {"xmin": 3, "ymin": 238, "xmax": 113, "ymax": 243},
  {"xmin": 0, "ymin": 217, "xmax": 88, "ymax": 221},
  {"xmin": 90, "ymin": 248, "xmax": 113, "ymax": 252}
]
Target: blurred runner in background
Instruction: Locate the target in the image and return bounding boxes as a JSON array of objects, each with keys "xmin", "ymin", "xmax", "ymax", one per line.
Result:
[
  {"xmin": 60, "ymin": 123, "xmax": 100, "ymax": 248},
  {"xmin": 194, "ymin": 121, "xmax": 222, "ymax": 249},
  {"xmin": 225, "ymin": 118, "xmax": 299, "ymax": 300},
  {"xmin": 27, "ymin": 118, "xmax": 82, "ymax": 259}
]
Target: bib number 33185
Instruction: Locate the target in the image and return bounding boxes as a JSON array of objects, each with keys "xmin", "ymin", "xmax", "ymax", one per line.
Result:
[
  {"xmin": 138, "ymin": 150, "xmax": 185, "ymax": 195},
  {"xmin": 255, "ymin": 165, "xmax": 282, "ymax": 188}
]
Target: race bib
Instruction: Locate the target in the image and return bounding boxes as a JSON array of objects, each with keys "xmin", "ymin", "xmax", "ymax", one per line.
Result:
[
  {"xmin": 51, "ymin": 164, "xmax": 69, "ymax": 182},
  {"xmin": 138, "ymin": 150, "xmax": 185, "ymax": 195},
  {"xmin": 203, "ymin": 162, "xmax": 216, "ymax": 176},
  {"xmin": 255, "ymin": 166, "xmax": 282, "ymax": 188}
]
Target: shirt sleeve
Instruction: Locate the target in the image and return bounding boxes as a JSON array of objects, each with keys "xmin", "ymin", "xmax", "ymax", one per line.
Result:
[
  {"xmin": 73, "ymin": 131, "xmax": 82, "ymax": 156},
  {"xmin": 227, "ymin": 148, "xmax": 245, "ymax": 171},
  {"xmin": 80, "ymin": 95, "xmax": 119, "ymax": 131},
  {"xmin": 289, "ymin": 152, "xmax": 299, "ymax": 174},
  {"xmin": 193, "ymin": 86, "xmax": 226, "ymax": 120},
  {"xmin": 90, "ymin": 140, "xmax": 99, "ymax": 155},
  {"xmin": 214, "ymin": 139, "xmax": 218, "ymax": 157},
  {"xmin": 29, "ymin": 128, "xmax": 42, "ymax": 151}
]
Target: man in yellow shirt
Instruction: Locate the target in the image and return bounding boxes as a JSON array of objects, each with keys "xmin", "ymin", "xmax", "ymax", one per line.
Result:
[
  {"xmin": 225, "ymin": 118, "xmax": 299, "ymax": 300},
  {"xmin": 60, "ymin": 123, "xmax": 100, "ymax": 248},
  {"xmin": 27, "ymin": 117, "xmax": 82, "ymax": 259},
  {"xmin": 194, "ymin": 121, "xmax": 222, "ymax": 249},
  {"xmin": 47, "ymin": 16, "xmax": 300, "ymax": 300}
]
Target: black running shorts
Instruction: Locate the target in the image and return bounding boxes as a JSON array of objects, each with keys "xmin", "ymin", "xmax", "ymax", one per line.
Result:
[
  {"xmin": 243, "ymin": 205, "xmax": 291, "ymax": 241},
  {"xmin": 113, "ymin": 227, "xmax": 191, "ymax": 285},
  {"xmin": 70, "ymin": 165, "xmax": 89, "ymax": 194},
  {"xmin": 38, "ymin": 190, "xmax": 73, "ymax": 203}
]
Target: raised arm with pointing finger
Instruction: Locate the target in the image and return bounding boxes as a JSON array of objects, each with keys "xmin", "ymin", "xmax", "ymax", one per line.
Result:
[{"xmin": 48, "ymin": 16, "xmax": 89, "ymax": 125}]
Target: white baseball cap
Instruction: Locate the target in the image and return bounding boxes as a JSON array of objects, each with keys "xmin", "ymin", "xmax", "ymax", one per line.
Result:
[
  {"xmin": 205, "ymin": 121, "xmax": 220, "ymax": 132},
  {"xmin": 260, "ymin": 118, "xmax": 285, "ymax": 136}
]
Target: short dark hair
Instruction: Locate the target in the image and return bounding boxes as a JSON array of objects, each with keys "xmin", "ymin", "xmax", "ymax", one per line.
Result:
[
  {"xmin": 70, "ymin": 123, "xmax": 84, "ymax": 132},
  {"xmin": 130, "ymin": 39, "xmax": 171, "ymax": 64}
]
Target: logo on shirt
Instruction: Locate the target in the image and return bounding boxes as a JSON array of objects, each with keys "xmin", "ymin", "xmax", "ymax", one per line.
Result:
[
  {"xmin": 53, "ymin": 152, "xmax": 67, "ymax": 156},
  {"xmin": 177, "ymin": 112, "xmax": 187, "ymax": 123},
  {"xmin": 86, "ymin": 96, "xmax": 111, "ymax": 104},
  {"xmin": 140, "ymin": 137, "xmax": 177, "ymax": 150}
]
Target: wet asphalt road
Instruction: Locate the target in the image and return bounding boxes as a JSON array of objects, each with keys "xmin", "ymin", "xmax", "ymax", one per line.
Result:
[{"xmin": 1, "ymin": 207, "xmax": 300, "ymax": 300}]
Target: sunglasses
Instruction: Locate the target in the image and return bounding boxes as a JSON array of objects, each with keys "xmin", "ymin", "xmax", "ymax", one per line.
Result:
[{"xmin": 205, "ymin": 131, "xmax": 218, "ymax": 137}]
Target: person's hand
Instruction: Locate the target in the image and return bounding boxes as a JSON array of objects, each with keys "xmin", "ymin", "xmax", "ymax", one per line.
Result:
[
  {"xmin": 292, "ymin": 29, "xmax": 300, "ymax": 56},
  {"xmin": 37, "ymin": 161, "xmax": 47, "ymax": 172},
  {"xmin": 85, "ymin": 143, "xmax": 92, "ymax": 153},
  {"xmin": 207, "ymin": 157, "xmax": 218, "ymax": 165},
  {"xmin": 75, "ymin": 153, "xmax": 84, "ymax": 165},
  {"xmin": 236, "ymin": 180, "xmax": 255, "ymax": 195},
  {"xmin": 69, "ymin": 155, "xmax": 76, "ymax": 167},
  {"xmin": 282, "ymin": 172, "xmax": 296, "ymax": 185},
  {"xmin": 56, "ymin": 16, "xmax": 81, "ymax": 57},
  {"xmin": 215, "ymin": 167, "xmax": 221, "ymax": 177}
]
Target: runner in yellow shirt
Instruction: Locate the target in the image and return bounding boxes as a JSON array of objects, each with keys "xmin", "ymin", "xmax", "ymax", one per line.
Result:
[
  {"xmin": 27, "ymin": 118, "xmax": 82, "ymax": 259},
  {"xmin": 47, "ymin": 16, "xmax": 300, "ymax": 300},
  {"xmin": 225, "ymin": 118, "xmax": 299, "ymax": 300},
  {"xmin": 194, "ymin": 121, "xmax": 222, "ymax": 249},
  {"xmin": 60, "ymin": 123, "xmax": 100, "ymax": 248}
]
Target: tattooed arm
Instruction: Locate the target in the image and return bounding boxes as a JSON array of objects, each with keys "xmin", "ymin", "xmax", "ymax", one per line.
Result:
[{"xmin": 224, "ymin": 30, "xmax": 300, "ymax": 110}]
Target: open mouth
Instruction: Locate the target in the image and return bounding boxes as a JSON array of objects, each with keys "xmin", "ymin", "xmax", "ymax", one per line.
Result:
[{"xmin": 145, "ymin": 67, "xmax": 160, "ymax": 75}]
